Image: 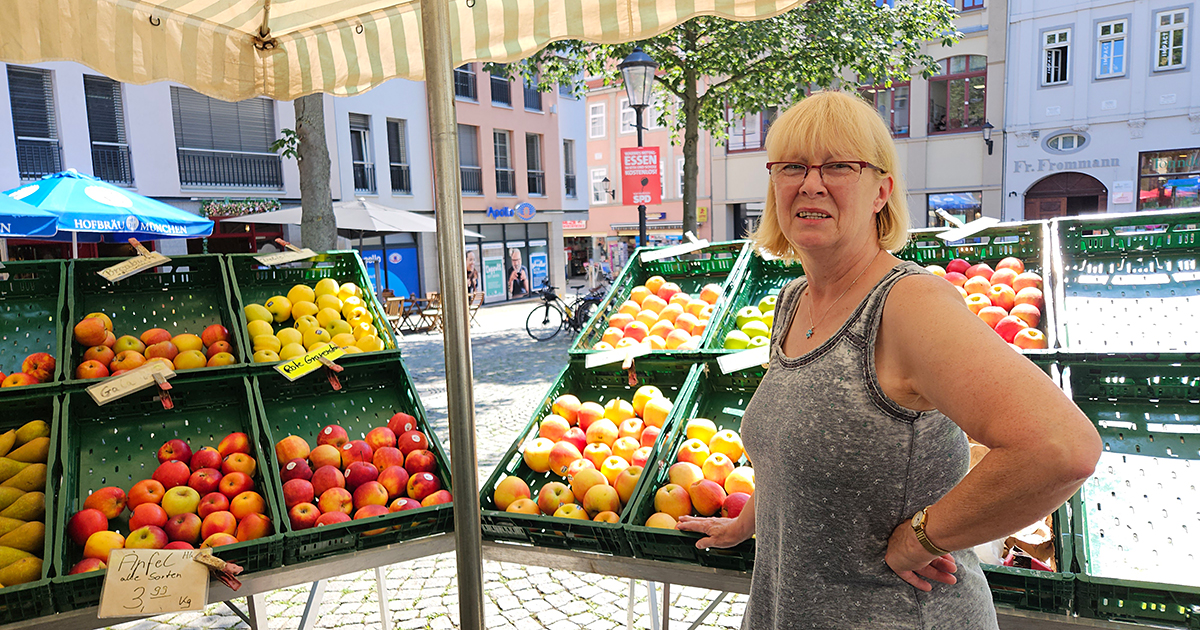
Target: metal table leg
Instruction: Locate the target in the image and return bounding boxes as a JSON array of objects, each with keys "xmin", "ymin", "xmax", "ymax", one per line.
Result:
[
  {"xmin": 627, "ymin": 580, "xmax": 636, "ymax": 630},
  {"xmin": 298, "ymin": 579, "xmax": 328, "ymax": 630},
  {"xmin": 647, "ymin": 582, "xmax": 660, "ymax": 630},
  {"xmin": 246, "ymin": 593, "xmax": 268, "ymax": 630},
  {"xmin": 661, "ymin": 582, "xmax": 670, "ymax": 630},
  {"xmin": 686, "ymin": 591, "xmax": 727, "ymax": 630},
  {"xmin": 375, "ymin": 567, "xmax": 392, "ymax": 629}
]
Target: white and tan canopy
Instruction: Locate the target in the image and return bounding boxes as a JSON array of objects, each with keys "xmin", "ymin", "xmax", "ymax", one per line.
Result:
[{"xmin": 1, "ymin": 0, "xmax": 804, "ymax": 101}]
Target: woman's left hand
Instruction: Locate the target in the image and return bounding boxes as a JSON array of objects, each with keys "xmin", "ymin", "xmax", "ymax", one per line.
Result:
[{"xmin": 885, "ymin": 521, "xmax": 958, "ymax": 592}]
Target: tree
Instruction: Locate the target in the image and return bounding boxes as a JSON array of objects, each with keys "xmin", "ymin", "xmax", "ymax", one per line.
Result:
[
  {"xmin": 273, "ymin": 94, "xmax": 337, "ymax": 251},
  {"xmin": 504, "ymin": 0, "xmax": 958, "ymax": 236}
]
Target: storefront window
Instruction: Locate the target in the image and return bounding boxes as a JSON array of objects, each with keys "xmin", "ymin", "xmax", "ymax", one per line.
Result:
[
  {"xmin": 470, "ymin": 222, "xmax": 553, "ymax": 302},
  {"xmin": 1138, "ymin": 148, "xmax": 1200, "ymax": 211},
  {"xmin": 927, "ymin": 192, "xmax": 983, "ymax": 227}
]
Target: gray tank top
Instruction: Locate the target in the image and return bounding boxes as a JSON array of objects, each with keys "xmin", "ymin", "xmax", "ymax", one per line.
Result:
[{"xmin": 739, "ymin": 260, "xmax": 998, "ymax": 630}]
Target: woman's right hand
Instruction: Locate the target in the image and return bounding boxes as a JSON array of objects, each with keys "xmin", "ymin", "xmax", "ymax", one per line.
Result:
[{"xmin": 676, "ymin": 515, "xmax": 751, "ymax": 550}]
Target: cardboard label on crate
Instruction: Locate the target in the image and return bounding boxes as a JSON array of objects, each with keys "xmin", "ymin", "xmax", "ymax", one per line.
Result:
[
  {"xmin": 717, "ymin": 345, "xmax": 770, "ymax": 374},
  {"xmin": 98, "ymin": 548, "xmax": 208, "ymax": 618},
  {"xmin": 97, "ymin": 251, "xmax": 171, "ymax": 283},
  {"xmin": 639, "ymin": 232, "xmax": 709, "ymax": 263},
  {"xmin": 936, "ymin": 217, "xmax": 1001, "ymax": 243},
  {"xmin": 585, "ymin": 344, "xmax": 650, "ymax": 369},
  {"xmin": 87, "ymin": 361, "xmax": 176, "ymax": 406},
  {"xmin": 254, "ymin": 248, "xmax": 317, "ymax": 266},
  {"xmin": 276, "ymin": 344, "xmax": 346, "ymax": 381}
]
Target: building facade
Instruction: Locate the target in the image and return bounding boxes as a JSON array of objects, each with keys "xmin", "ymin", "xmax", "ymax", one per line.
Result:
[{"xmin": 1004, "ymin": 0, "xmax": 1200, "ymax": 220}]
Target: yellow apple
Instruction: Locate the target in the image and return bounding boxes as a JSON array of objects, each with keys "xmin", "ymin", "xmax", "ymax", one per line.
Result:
[
  {"xmin": 291, "ymin": 301, "xmax": 320, "ymax": 320},
  {"xmin": 276, "ymin": 327, "xmax": 303, "ymax": 347},
  {"xmin": 314, "ymin": 278, "xmax": 340, "ymax": 298},
  {"xmin": 264, "ymin": 295, "xmax": 292, "ymax": 323},
  {"xmin": 287, "ymin": 284, "xmax": 316, "ymax": 305},
  {"xmin": 246, "ymin": 319, "xmax": 274, "ymax": 339}
]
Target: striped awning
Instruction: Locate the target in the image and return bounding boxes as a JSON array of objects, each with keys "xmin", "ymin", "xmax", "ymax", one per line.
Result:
[{"xmin": 0, "ymin": 0, "xmax": 806, "ymax": 102}]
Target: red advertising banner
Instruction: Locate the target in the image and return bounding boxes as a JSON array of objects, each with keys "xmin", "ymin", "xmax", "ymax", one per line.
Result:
[{"xmin": 621, "ymin": 147, "xmax": 662, "ymax": 206}]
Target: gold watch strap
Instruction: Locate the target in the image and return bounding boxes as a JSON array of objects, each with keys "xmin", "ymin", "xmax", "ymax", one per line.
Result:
[{"xmin": 914, "ymin": 525, "xmax": 951, "ymax": 556}]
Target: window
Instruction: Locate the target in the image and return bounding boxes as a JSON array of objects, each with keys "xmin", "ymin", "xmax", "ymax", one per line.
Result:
[
  {"xmin": 727, "ymin": 108, "xmax": 779, "ymax": 151},
  {"xmin": 458, "ymin": 124, "xmax": 482, "ymax": 194},
  {"xmin": 1043, "ymin": 29, "xmax": 1071, "ymax": 85},
  {"xmin": 591, "ymin": 168, "xmax": 609, "ymax": 204},
  {"xmin": 1138, "ymin": 149, "xmax": 1200, "ymax": 210},
  {"xmin": 7, "ymin": 66, "xmax": 61, "ymax": 180},
  {"xmin": 677, "ymin": 157, "xmax": 686, "ymax": 199},
  {"xmin": 490, "ymin": 67, "xmax": 511, "ymax": 106},
  {"xmin": 83, "ymin": 75, "xmax": 132, "ymax": 186},
  {"xmin": 349, "ymin": 114, "xmax": 375, "ymax": 194},
  {"xmin": 1046, "ymin": 132, "xmax": 1087, "ymax": 153},
  {"xmin": 619, "ymin": 98, "xmax": 636, "ymax": 134},
  {"xmin": 387, "ymin": 119, "xmax": 411, "ymax": 194},
  {"xmin": 170, "ymin": 86, "xmax": 282, "ymax": 188},
  {"xmin": 927, "ymin": 192, "xmax": 983, "ymax": 227},
  {"xmin": 928, "ymin": 55, "xmax": 987, "ymax": 134},
  {"xmin": 526, "ymin": 133, "xmax": 545, "ymax": 196},
  {"xmin": 1097, "ymin": 20, "xmax": 1127, "ymax": 78},
  {"xmin": 863, "ymin": 84, "xmax": 911, "ymax": 136},
  {"xmin": 454, "ymin": 64, "xmax": 477, "ymax": 100},
  {"xmin": 523, "ymin": 79, "xmax": 542, "ymax": 111},
  {"xmin": 962, "ymin": 0, "xmax": 984, "ymax": 9},
  {"xmin": 563, "ymin": 140, "xmax": 577, "ymax": 198},
  {"xmin": 494, "ymin": 130, "xmax": 515, "ymax": 196},
  {"xmin": 589, "ymin": 103, "xmax": 606, "ymax": 138},
  {"xmin": 1155, "ymin": 9, "xmax": 1188, "ymax": 70}
]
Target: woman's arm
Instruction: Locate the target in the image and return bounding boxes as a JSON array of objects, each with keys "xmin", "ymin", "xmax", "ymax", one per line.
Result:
[
  {"xmin": 675, "ymin": 493, "xmax": 756, "ymax": 549},
  {"xmin": 879, "ymin": 275, "xmax": 1101, "ymax": 581}
]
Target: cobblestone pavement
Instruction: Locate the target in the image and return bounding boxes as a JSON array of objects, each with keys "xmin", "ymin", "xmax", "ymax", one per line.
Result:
[{"xmin": 105, "ymin": 297, "xmax": 749, "ymax": 630}]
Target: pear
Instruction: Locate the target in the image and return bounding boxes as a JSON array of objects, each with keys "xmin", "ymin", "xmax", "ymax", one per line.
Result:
[
  {"xmin": 0, "ymin": 488, "xmax": 24, "ymax": 512},
  {"xmin": 0, "ymin": 522, "xmax": 43, "ymax": 554},
  {"xmin": 0, "ymin": 556, "xmax": 41, "ymax": 586},
  {"xmin": 0, "ymin": 464, "xmax": 45, "ymax": 492},
  {"xmin": 6, "ymin": 438, "xmax": 49, "ymax": 464},
  {"xmin": 13, "ymin": 421, "xmax": 49, "ymax": 447},
  {"xmin": 0, "ymin": 517, "xmax": 26, "ymax": 537},
  {"xmin": 0, "ymin": 458, "xmax": 30, "ymax": 484},
  {"xmin": 0, "ymin": 430, "xmax": 15, "ymax": 457},
  {"xmin": 0, "ymin": 546, "xmax": 32, "ymax": 571},
  {"xmin": 0, "ymin": 492, "xmax": 44, "ymax": 521}
]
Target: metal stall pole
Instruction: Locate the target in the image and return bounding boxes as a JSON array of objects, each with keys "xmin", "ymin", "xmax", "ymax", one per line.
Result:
[{"xmin": 419, "ymin": 1, "xmax": 485, "ymax": 629}]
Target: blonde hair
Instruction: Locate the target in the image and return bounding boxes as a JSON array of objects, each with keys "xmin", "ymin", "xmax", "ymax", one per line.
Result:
[{"xmin": 751, "ymin": 90, "xmax": 909, "ymax": 261}]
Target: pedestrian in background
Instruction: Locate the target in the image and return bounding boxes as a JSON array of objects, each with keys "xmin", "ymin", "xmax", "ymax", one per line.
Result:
[{"xmin": 676, "ymin": 91, "xmax": 1100, "ymax": 629}]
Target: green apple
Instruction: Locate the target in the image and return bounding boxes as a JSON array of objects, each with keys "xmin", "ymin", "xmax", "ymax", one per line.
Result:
[
  {"xmin": 748, "ymin": 336, "xmax": 770, "ymax": 348},
  {"xmin": 762, "ymin": 311, "xmax": 775, "ymax": 329},
  {"xmin": 740, "ymin": 320, "xmax": 770, "ymax": 339},
  {"xmin": 723, "ymin": 330, "xmax": 751, "ymax": 350},
  {"xmin": 735, "ymin": 306, "xmax": 763, "ymax": 329},
  {"xmin": 757, "ymin": 295, "xmax": 777, "ymax": 313}
]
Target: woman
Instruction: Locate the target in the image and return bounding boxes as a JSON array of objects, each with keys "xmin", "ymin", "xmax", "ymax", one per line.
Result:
[
  {"xmin": 675, "ymin": 91, "xmax": 1100, "ymax": 629},
  {"xmin": 465, "ymin": 250, "xmax": 480, "ymax": 295},
  {"xmin": 507, "ymin": 247, "xmax": 530, "ymax": 298}
]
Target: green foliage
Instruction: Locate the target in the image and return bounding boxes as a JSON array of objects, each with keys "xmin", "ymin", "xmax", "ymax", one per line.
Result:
[{"xmin": 271, "ymin": 128, "xmax": 300, "ymax": 160}]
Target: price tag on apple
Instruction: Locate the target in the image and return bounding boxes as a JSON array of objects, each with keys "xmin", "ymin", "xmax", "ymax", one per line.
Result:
[
  {"xmin": 97, "ymin": 251, "xmax": 171, "ymax": 283},
  {"xmin": 98, "ymin": 548, "xmax": 208, "ymax": 618},
  {"xmin": 87, "ymin": 361, "xmax": 176, "ymax": 406},
  {"xmin": 254, "ymin": 248, "xmax": 317, "ymax": 266},
  {"xmin": 717, "ymin": 345, "xmax": 770, "ymax": 374},
  {"xmin": 585, "ymin": 343, "xmax": 650, "ymax": 369},
  {"xmin": 276, "ymin": 343, "xmax": 346, "ymax": 381}
]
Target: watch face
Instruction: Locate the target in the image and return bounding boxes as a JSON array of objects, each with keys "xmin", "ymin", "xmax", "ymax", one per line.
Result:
[{"xmin": 912, "ymin": 510, "xmax": 925, "ymax": 528}]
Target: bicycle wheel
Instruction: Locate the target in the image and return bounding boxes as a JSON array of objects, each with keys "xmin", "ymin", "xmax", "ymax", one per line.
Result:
[
  {"xmin": 526, "ymin": 303, "xmax": 566, "ymax": 341},
  {"xmin": 572, "ymin": 298, "xmax": 601, "ymax": 332}
]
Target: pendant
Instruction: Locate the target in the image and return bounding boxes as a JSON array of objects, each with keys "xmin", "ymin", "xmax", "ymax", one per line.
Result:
[{"xmin": 806, "ymin": 328, "xmax": 814, "ymax": 339}]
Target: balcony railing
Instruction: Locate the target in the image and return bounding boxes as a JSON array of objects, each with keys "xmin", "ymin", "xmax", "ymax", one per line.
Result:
[
  {"xmin": 496, "ymin": 169, "xmax": 516, "ymax": 196},
  {"xmin": 16, "ymin": 138, "xmax": 62, "ymax": 180},
  {"xmin": 353, "ymin": 162, "xmax": 376, "ymax": 194},
  {"xmin": 527, "ymin": 170, "xmax": 545, "ymax": 196},
  {"xmin": 91, "ymin": 142, "xmax": 134, "ymax": 186},
  {"xmin": 564, "ymin": 173, "xmax": 577, "ymax": 198},
  {"xmin": 177, "ymin": 147, "xmax": 283, "ymax": 189},
  {"xmin": 461, "ymin": 166, "xmax": 483, "ymax": 195},
  {"xmin": 454, "ymin": 70, "xmax": 477, "ymax": 100},
  {"xmin": 491, "ymin": 76, "xmax": 511, "ymax": 106},
  {"xmin": 523, "ymin": 84, "xmax": 542, "ymax": 111},
  {"xmin": 390, "ymin": 164, "xmax": 411, "ymax": 194}
]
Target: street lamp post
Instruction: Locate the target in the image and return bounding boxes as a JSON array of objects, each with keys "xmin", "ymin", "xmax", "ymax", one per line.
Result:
[{"xmin": 619, "ymin": 47, "xmax": 658, "ymax": 247}]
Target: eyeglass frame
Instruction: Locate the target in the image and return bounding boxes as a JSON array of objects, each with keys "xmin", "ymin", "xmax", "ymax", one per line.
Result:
[{"xmin": 764, "ymin": 160, "xmax": 887, "ymax": 183}]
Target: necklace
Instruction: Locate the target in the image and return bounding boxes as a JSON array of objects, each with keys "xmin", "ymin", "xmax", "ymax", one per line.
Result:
[{"xmin": 805, "ymin": 249, "xmax": 883, "ymax": 339}]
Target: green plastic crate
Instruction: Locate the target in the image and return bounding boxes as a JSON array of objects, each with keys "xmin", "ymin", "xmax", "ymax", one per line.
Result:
[
  {"xmin": 625, "ymin": 363, "xmax": 760, "ymax": 571},
  {"xmin": 0, "ymin": 390, "xmax": 59, "ymax": 625},
  {"xmin": 225, "ymin": 251, "xmax": 399, "ymax": 369},
  {"xmin": 569, "ymin": 241, "xmax": 749, "ymax": 356},
  {"xmin": 252, "ymin": 353, "xmax": 452, "ymax": 564},
  {"xmin": 479, "ymin": 359, "xmax": 702, "ymax": 556},
  {"xmin": 1054, "ymin": 209, "xmax": 1200, "ymax": 353},
  {"xmin": 981, "ymin": 502, "xmax": 1075, "ymax": 615},
  {"xmin": 63, "ymin": 254, "xmax": 246, "ymax": 386},
  {"xmin": 899, "ymin": 221, "xmax": 1056, "ymax": 353},
  {"xmin": 702, "ymin": 251, "xmax": 800, "ymax": 354},
  {"xmin": 1062, "ymin": 355, "xmax": 1200, "ymax": 628},
  {"xmin": 51, "ymin": 374, "xmax": 284, "ymax": 613},
  {"xmin": 0, "ymin": 260, "xmax": 66, "ymax": 395}
]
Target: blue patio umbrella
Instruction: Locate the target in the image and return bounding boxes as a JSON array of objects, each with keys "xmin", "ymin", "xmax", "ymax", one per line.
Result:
[
  {"xmin": 0, "ymin": 191, "xmax": 58, "ymax": 238},
  {"xmin": 4, "ymin": 170, "xmax": 213, "ymax": 255}
]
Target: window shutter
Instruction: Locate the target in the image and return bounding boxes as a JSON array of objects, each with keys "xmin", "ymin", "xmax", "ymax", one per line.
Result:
[
  {"xmin": 83, "ymin": 75, "xmax": 125, "ymax": 144},
  {"xmin": 349, "ymin": 113, "xmax": 370, "ymax": 131},
  {"xmin": 7, "ymin": 66, "xmax": 56, "ymax": 140},
  {"xmin": 457, "ymin": 124, "xmax": 479, "ymax": 167},
  {"xmin": 171, "ymin": 86, "xmax": 275, "ymax": 152},
  {"xmin": 526, "ymin": 133, "xmax": 541, "ymax": 170},
  {"xmin": 387, "ymin": 120, "xmax": 408, "ymax": 165}
]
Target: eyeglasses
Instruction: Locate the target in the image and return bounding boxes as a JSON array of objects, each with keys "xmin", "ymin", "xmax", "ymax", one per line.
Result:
[{"xmin": 765, "ymin": 161, "xmax": 886, "ymax": 184}]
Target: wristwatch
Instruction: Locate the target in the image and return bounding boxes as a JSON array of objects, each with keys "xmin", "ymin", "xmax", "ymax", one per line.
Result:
[{"xmin": 911, "ymin": 506, "xmax": 951, "ymax": 556}]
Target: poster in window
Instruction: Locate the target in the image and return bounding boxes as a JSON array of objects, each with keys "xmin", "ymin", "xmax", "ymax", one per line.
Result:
[
  {"xmin": 507, "ymin": 247, "xmax": 531, "ymax": 299},
  {"xmin": 464, "ymin": 244, "xmax": 481, "ymax": 295},
  {"xmin": 482, "ymin": 244, "xmax": 506, "ymax": 303},
  {"xmin": 529, "ymin": 239, "xmax": 548, "ymax": 290}
]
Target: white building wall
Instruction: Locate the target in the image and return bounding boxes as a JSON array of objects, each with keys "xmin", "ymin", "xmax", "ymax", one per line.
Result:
[{"xmin": 558, "ymin": 87, "xmax": 590, "ymax": 214}]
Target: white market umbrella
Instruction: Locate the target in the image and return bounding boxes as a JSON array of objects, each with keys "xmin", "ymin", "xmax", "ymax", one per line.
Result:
[{"xmin": 222, "ymin": 198, "xmax": 483, "ymax": 238}]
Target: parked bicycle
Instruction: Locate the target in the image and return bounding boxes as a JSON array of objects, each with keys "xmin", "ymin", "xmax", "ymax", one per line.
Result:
[{"xmin": 525, "ymin": 278, "xmax": 608, "ymax": 341}]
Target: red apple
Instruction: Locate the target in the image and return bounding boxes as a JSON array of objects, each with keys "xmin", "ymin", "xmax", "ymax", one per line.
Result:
[
  {"xmin": 205, "ymin": 341, "xmax": 233, "ymax": 360},
  {"xmin": 1010, "ymin": 303, "xmax": 1042, "ymax": 328},
  {"xmin": 289, "ymin": 502, "xmax": 321, "ymax": 530},
  {"xmin": 551, "ymin": 395, "xmax": 582, "ymax": 426},
  {"xmin": 283, "ymin": 478, "xmax": 316, "ymax": 508},
  {"xmin": 219, "ymin": 471, "xmax": 254, "ymax": 498},
  {"xmin": 722, "ymin": 492, "xmax": 751, "ymax": 519},
  {"xmin": 83, "ymin": 486, "xmax": 127, "ymax": 518},
  {"xmin": 538, "ymin": 414, "xmax": 571, "ymax": 442},
  {"xmin": 310, "ymin": 444, "xmax": 343, "ymax": 470},
  {"xmin": 377, "ymin": 465, "xmax": 411, "ymax": 500},
  {"xmin": 127, "ymin": 479, "xmax": 164, "ymax": 509},
  {"xmin": 68, "ymin": 558, "xmax": 108, "ymax": 574},
  {"xmin": 535, "ymin": 481, "xmax": 574, "ymax": 515},
  {"xmin": 280, "ymin": 458, "xmax": 313, "ymax": 482},
  {"xmin": 639, "ymin": 425, "xmax": 661, "ymax": 448},
  {"xmin": 397, "ymin": 431, "xmax": 429, "ymax": 456},
  {"xmin": 945, "ymin": 258, "xmax": 970, "ymax": 275},
  {"xmin": 164, "ymin": 512, "xmax": 202, "ymax": 544},
  {"xmin": 340, "ymin": 440, "xmax": 374, "ymax": 466},
  {"xmin": 144, "ymin": 341, "xmax": 179, "ymax": 363},
  {"xmin": 129, "ymin": 503, "xmax": 169, "ymax": 531},
  {"xmin": 389, "ymin": 497, "xmax": 423, "ymax": 512},
  {"xmin": 311, "ymin": 465, "xmax": 346, "ymax": 497},
  {"xmin": 217, "ymin": 432, "xmax": 251, "ymax": 457},
  {"xmin": 201, "ymin": 324, "xmax": 231, "ymax": 348},
  {"xmin": 275, "ymin": 435, "xmax": 311, "ymax": 466},
  {"xmin": 1, "ymin": 372, "xmax": 39, "ymax": 387},
  {"xmin": 344, "ymin": 461, "xmax": 379, "ymax": 491},
  {"xmin": 404, "ymin": 449, "xmax": 438, "ymax": 475},
  {"xmin": 318, "ymin": 487, "xmax": 354, "ymax": 515},
  {"xmin": 352, "ymin": 480, "xmax": 389, "ymax": 509},
  {"xmin": 139, "ymin": 328, "xmax": 172, "ymax": 346},
  {"xmin": 1014, "ymin": 286, "xmax": 1044, "ymax": 311},
  {"xmin": 978, "ymin": 306, "xmax": 1009, "ymax": 329},
  {"xmin": 188, "ymin": 468, "xmax": 223, "ymax": 496},
  {"xmin": 364, "ymin": 427, "xmax": 397, "ymax": 452},
  {"xmin": 1013, "ymin": 327, "xmax": 1049, "ymax": 350},
  {"xmin": 944, "ymin": 271, "xmax": 968, "ymax": 287},
  {"xmin": 152, "ymin": 460, "xmax": 191, "ymax": 489},
  {"xmin": 420, "ymin": 490, "xmax": 452, "ymax": 507},
  {"xmin": 197, "ymin": 492, "xmax": 230, "ymax": 519},
  {"xmin": 200, "ymin": 511, "xmax": 237, "ymax": 540},
  {"xmin": 316, "ymin": 511, "xmax": 352, "ymax": 527},
  {"xmin": 75, "ymin": 359, "xmax": 110, "ymax": 380},
  {"xmin": 156, "ymin": 439, "xmax": 192, "ymax": 465},
  {"xmin": 67, "ymin": 508, "xmax": 109, "ymax": 546},
  {"xmin": 406, "ymin": 472, "xmax": 442, "ymax": 502},
  {"xmin": 125, "ymin": 525, "xmax": 169, "ymax": 550},
  {"xmin": 994, "ymin": 315, "xmax": 1030, "ymax": 343},
  {"xmin": 987, "ymin": 284, "xmax": 1017, "ymax": 312},
  {"xmin": 373, "ymin": 447, "xmax": 405, "ymax": 470},
  {"xmin": 965, "ymin": 263, "xmax": 994, "ymax": 281},
  {"xmin": 236, "ymin": 512, "xmax": 273, "ymax": 542},
  {"xmin": 74, "ymin": 317, "xmax": 108, "ymax": 347},
  {"xmin": 387, "ymin": 412, "xmax": 418, "ymax": 436},
  {"xmin": 1013, "ymin": 272, "xmax": 1043, "ymax": 293},
  {"xmin": 317, "ymin": 424, "xmax": 350, "ymax": 448},
  {"xmin": 190, "ymin": 447, "xmax": 222, "ymax": 471},
  {"xmin": 560, "ymin": 427, "xmax": 587, "ymax": 453},
  {"xmin": 201, "ymin": 533, "xmax": 239, "ymax": 548},
  {"xmin": 222, "ymin": 452, "xmax": 257, "ymax": 477},
  {"xmin": 83, "ymin": 345, "xmax": 115, "ymax": 367},
  {"xmin": 990, "ymin": 268, "xmax": 1018, "ymax": 288},
  {"xmin": 20, "ymin": 352, "xmax": 55, "ymax": 383}
]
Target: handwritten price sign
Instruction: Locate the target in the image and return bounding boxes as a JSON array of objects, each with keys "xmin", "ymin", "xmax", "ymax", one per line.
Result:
[{"xmin": 99, "ymin": 548, "xmax": 208, "ymax": 618}]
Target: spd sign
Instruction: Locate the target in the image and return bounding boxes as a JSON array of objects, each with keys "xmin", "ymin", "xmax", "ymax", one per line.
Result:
[{"xmin": 621, "ymin": 147, "xmax": 662, "ymax": 206}]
